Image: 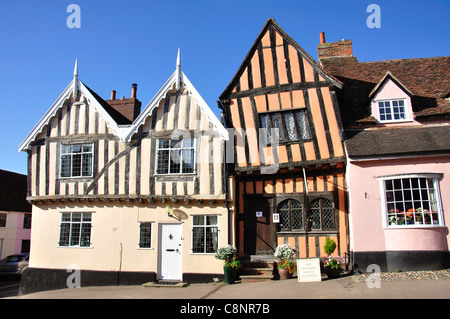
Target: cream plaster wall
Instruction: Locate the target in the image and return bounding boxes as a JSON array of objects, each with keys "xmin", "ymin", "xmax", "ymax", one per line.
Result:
[{"xmin": 28, "ymin": 202, "xmax": 228, "ymax": 275}]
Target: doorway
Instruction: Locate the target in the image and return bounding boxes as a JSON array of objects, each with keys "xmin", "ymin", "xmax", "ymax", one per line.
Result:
[
  {"xmin": 158, "ymin": 223, "xmax": 182, "ymax": 280},
  {"xmin": 244, "ymin": 196, "xmax": 276, "ymax": 256}
]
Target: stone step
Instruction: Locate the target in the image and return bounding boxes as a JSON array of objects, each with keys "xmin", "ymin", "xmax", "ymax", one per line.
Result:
[
  {"xmin": 239, "ymin": 274, "xmax": 274, "ymax": 283},
  {"xmin": 240, "ymin": 267, "xmax": 274, "ymax": 276}
]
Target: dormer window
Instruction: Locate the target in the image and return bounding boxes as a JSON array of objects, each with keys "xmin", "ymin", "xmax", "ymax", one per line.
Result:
[
  {"xmin": 369, "ymin": 72, "xmax": 414, "ymax": 124},
  {"xmin": 378, "ymin": 99, "xmax": 407, "ymax": 122}
]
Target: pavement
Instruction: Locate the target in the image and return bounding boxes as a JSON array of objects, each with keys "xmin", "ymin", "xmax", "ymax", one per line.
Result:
[{"xmin": 5, "ymin": 275, "xmax": 450, "ymax": 300}]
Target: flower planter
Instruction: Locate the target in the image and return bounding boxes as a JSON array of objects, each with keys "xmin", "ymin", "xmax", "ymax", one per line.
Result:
[
  {"xmin": 325, "ymin": 267, "xmax": 341, "ymax": 279},
  {"xmin": 278, "ymin": 268, "xmax": 293, "ymax": 280},
  {"xmin": 223, "ymin": 266, "xmax": 236, "ymax": 284}
]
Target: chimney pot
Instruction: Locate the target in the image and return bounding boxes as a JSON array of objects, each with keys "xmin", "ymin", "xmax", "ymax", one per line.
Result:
[
  {"xmin": 131, "ymin": 83, "xmax": 137, "ymax": 98},
  {"xmin": 111, "ymin": 90, "xmax": 116, "ymax": 100},
  {"xmin": 320, "ymin": 32, "xmax": 326, "ymax": 44}
]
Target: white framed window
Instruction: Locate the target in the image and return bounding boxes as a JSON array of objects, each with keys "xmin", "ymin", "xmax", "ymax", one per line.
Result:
[
  {"xmin": 156, "ymin": 139, "xmax": 195, "ymax": 175},
  {"xmin": 192, "ymin": 215, "xmax": 218, "ymax": 254},
  {"xmin": 377, "ymin": 99, "xmax": 407, "ymax": 122},
  {"xmin": 60, "ymin": 143, "xmax": 94, "ymax": 178},
  {"xmin": 138, "ymin": 222, "xmax": 152, "ymax": 249},
  {"xmin": 59, "ymin": 212, "xmax": 92, "ymax": 247},
  {"xmin": 378, "ymin": 174, "xmax": 444, "ymax": 228}
]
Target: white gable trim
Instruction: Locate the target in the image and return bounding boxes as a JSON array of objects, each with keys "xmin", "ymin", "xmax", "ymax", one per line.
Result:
[
  {"xmin": 18, "ymin": 79, "xmax": 129, "ymax": 153},
  {"xmin": 125, "ymin": 70, "xmax": 229, "ymax": 142}
]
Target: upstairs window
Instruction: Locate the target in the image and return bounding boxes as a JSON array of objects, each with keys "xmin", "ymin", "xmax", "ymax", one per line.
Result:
[
  {"xmin": 60, "ymin": 143, "xmax": 93, "ymax": 178},
  {"xmin": 377, "ymin": 99, "xmax": 407, "ymax": 122},
  {"xmin": 156, "ymin": 139, "xmax": 195, "ymax": 175},
  {"xmin": 259, "ymin": 109, "xmax": 311, "ymax": 144}
]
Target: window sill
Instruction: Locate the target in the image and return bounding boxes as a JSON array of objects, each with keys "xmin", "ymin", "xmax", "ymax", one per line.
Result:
[{"xmin": 384, "ymin": 225, "xmax": 446, "ymax": 230}]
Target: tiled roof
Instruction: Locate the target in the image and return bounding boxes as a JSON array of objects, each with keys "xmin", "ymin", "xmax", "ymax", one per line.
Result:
[
  {"xmin": 321, "ymin": 56, "xmax": 450, "ymax": 125},
  {"xmin": 345, "ymin": 125, "xmax": 450, "ymax": 158},
  {"xmin": 0, "ymin": 170, "xmax": 31, "ymax": 212}
]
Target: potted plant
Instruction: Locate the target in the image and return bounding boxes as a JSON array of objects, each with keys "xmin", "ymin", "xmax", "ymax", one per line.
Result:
[
  {"xmin": 215, "ymin": 245, "xmax": 240, "ymax": 284},
  {"xmin": 274, "ymin": 244, "xmax": 296, "ymax": 279},
  {"xmin": 323, "ymin": 255, "xmax": 344, "ymax": 279},
  {"xmin": 323, "ymin": 237, "xmax": 342, "ymax": 279}
]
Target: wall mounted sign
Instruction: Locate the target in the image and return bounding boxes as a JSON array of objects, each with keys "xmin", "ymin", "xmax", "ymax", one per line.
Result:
[
  {"xmin": 273, "ymin": 213, "xmax": 280, "ymax": 223},
  {"xmin": 256, "ymin": 211, "xmax": 263, "ymax": 218}
]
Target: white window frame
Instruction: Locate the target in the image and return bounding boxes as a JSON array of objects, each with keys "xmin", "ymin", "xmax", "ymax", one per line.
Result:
[
  {"xmin": 155, "ymin": 138, "xmax": 196, "ymax": 175},
  {"xmin": 60, "ymin": 143, "xmax": 94, "ymax": 178},
  {"xmin": 377, "ymin": 174, "xmax": 444, "ymax": 229},
  {"xmin": 138, "ymin": 222, "xmax": 153, "ymax": 249},
  {"xmin": 58, "ymin": 212, "xmax": 93, "ymax": 248},
  {"xmin": 376, "ymin": 98, "xmax": 409, "ymax": 123},
  {"xmin": 191, "ymin": 215, "xmax": 219, "ymax": 254}
]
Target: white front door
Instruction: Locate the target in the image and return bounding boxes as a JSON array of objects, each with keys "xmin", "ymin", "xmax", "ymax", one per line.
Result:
[{"xmin": 158, "ymin": 223, "xmax": 182, "ymax": 280}]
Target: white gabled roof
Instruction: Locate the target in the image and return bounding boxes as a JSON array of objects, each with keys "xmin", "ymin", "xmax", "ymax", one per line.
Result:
[
  {"xmin": 19, "ymin": 53, "xmax": 229, "ymax": 153},
  {"xmin": 18, "ymin": 60, "xmax": 130, "ymax": 153},
  {"xmin": 125, "ymin": 50, "xmax": 229, "ymax": 142}
]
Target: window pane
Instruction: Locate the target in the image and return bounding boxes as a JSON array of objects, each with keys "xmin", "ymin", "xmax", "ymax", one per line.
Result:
[
  {"xmin": 59, "ymin": 223, "xmax": 70, "ymax": 246},
  {"xmin": 192, "ymin": 228, "xmax": 204, "ymax": 253},
  {"xmin": 294, "ymin": 110, "xmax": 310, "ymax": 139},
  {"xmin": 139, "ymin": 223, "xmax": 152, "ymax": 248},
  {"xmin": 80, "ymin": 223, "xmax": 91, "ymax": 247},
  {"xmin": 70, "ymin": 223, "xmax": 81, "ymax": 246},
  {"xmin": 272, "ymin": 113, "xmax": 286, "ymax": 141},
  {"xmin": 206, "ymin": 216, "xmax": 218, "ymax": 225},
  {"xmin": 0, "ymin": 213, "xmax": 7, "ymax": 227},
  {"xmin": 193, "ymin": 215, "xmax": 204, "ymax": 226},
  {"xmin": 205, "ymin": 227, "xmax": 218, "ymax": 253},
  {"xmin": 309, "ymin": 199, "xmax": 322, "ymax": 230},
  {"xmin": 259, "ymin": 114, "xmax": 272, "ymax": 144},
  {"xmin": 291, "ymin": 200, "xmax": 303, "ymax": 230},
  {"xmin": 157, "ymin": 150, "xmax": 169, "ymax": 174},
  {"xmin": 71, "ymin": 144, "xmax": 82, "ymax": 153},
  {"xmin": 181, "ymin": 149, "xmax": 194, "ymax": 173},
  {"xmin": 71, "ymin": 154, "xmax": 82, "ymax": 177},
  {"xmin": 169, "ymin": 150, "xmax": 181, "ymax": 173},
  {"xmin": 61, "ymin": 155, "xmax": 71, "ymax": 177},
  {"xmin": 284, "ymin": 112, "xmax": 298, "ymax": 141},
  {"xmin": 82, "ymin": 153, "xmax": 93, "ymax": 176}
]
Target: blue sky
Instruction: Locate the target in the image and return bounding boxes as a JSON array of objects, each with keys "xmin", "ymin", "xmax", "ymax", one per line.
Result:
[{"xmin": 1, "ymin": 0, "xmax": 449, "ymax": 175}]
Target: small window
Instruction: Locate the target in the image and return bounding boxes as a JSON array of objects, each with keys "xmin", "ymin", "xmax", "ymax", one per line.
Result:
[
  {"xmin": 380, "ymin": 176, "xmax": 443, "ymax": 227},
  {"xmin": 59, "ymin": 212, "xmax": 92, "ymax": 247},
  {"xmin": 259, "ymin": 109, "xmax": 311, "ymax": 144},
  {"xmin": 23, "ymin": 213, "xmax": 32, "ymax": 229},
  {"xmin": 139, "ymin": 222, "xmax": 152, "ymax": 248},
  {"xmin": 60, "ymin": 143, "xmax": 93, "ymax": 178},
  {"xmin": 156, "ymin": 139, "xmax": 195, "ymax": 174},
  {"xmin": 0, "ymin": 213, "xmax": 6, "ymax": 227},
  {"xmin": 192, "ymin": 215, "xmax": 218, "ymax": 254},
  {"xmin": 278, "ymin": 199, "xmax": 303, "ymax": 231},
  {"xmin": 377, "ymin": 99, "xmax": 407, "ymax": 122}
]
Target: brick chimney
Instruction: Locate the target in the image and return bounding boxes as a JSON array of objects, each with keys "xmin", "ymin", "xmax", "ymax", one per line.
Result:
[
  {"xmin": 318, "ymin": 32, "xmax": 353, "ymax": 60},
  {"xmin": 106, "ymin": 84, "xmax": 142, "ymax": 123}
]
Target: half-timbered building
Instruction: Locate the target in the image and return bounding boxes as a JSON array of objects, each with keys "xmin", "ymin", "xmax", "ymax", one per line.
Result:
[
  {"xmin": 18, "ymin": 52, "xmax": 230, "ymax": 294},
  {"xmin": 219, "ymin": 19, "xmax": 349, "ymax": 264}
]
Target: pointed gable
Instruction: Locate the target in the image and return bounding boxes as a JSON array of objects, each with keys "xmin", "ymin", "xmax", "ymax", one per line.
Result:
[
  {"xmin": 18, "ymin": 62, "xmax": 135, "ymax": 153},
  {"xmin": 219, "ymin": 19, "xmax": 345, "ymax": 172},
  {"xmin": 220, "ymin": 18, "xmax": 342, "ymax": 101}
]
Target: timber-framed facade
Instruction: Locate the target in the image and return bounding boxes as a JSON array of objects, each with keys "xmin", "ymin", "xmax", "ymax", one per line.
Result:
[{"xmin": 219, "ymin": 18, "xmax": 349, "ymax": 262}]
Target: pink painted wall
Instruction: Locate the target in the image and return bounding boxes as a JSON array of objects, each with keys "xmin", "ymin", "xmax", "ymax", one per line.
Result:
[{"xmin": 347, "ymin": 155, "xmax": 450, "ymax": 253}]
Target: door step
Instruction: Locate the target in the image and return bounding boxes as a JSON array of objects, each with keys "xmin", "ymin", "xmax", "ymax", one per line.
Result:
[
  {"xmin": 142, "ymin": 281, "xmax": 189, "ymax": 288},
  {"xmin": 239, "ymin": 259, "xmax": 278, "ymax": 283}
]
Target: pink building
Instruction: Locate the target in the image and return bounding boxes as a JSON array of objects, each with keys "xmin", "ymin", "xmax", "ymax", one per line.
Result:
[
  {"xmin": 319, "ymin": 35, "xmax": 450, "ymax": 272},
  {"xmin": 0, "ymin": 170, "xmax": 32, "ymax": 259}
]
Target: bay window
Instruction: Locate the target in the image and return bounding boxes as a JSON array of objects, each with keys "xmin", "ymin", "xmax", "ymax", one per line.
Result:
[{"xmin": 379, "ymin": 175, "xmax": 444, "ymax": 227}]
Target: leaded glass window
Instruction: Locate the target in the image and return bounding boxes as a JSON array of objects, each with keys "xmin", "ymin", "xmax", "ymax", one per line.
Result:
[
  {"xmin": 278, "ymin": 199, "xmax": 303, "ymax": 231},
  {"xmin": 192, "ymin": 215, "xmax": 218, "ymax": 253},
  {"xmin": 309, "ymin": 198, "xmax": 335, "ymax": 230}
]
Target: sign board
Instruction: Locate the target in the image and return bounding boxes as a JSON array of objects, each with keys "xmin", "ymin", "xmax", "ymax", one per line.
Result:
[
  {"xmin": 273, "ymin": 213, "xmax": 280, "ymax": 223},
  {"xmin": 297, "ymin": 258, "xmax": 322, "ymax": 282},
  {"xmin": 256, "ymin": 211, "xmax": 263, "ymax": 218}
]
